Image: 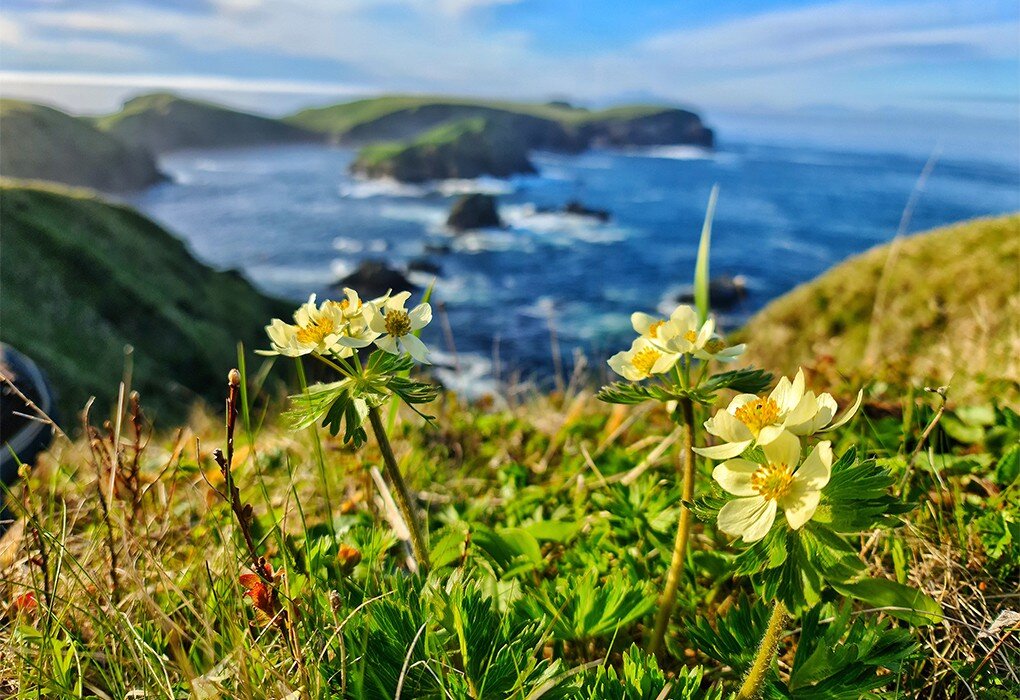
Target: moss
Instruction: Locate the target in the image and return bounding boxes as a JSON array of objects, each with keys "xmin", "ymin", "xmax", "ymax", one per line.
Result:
[
  {"xmin": 740, "ymin": 214, "xmax": 1020, "ymax": 404},
  {"xmin": 0, "ymin": 181, "xmax": 289, "ymax": 422}
]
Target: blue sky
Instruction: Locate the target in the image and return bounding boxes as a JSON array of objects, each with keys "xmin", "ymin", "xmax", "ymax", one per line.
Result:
[{"xmin": 1, "ymin": 0, "xmax": 1017, "ymax": 133}]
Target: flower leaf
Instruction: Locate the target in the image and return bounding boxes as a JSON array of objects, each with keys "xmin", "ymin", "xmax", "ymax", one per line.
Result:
[{"xmin": 832, "ymin": 578, "xmax": 942, "ymax": 626}]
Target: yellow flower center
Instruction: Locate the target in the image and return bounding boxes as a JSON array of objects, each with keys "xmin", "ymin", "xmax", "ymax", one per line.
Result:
[
  {"xmin": 684, "ymin": 330, "xmax": 699, "ymax": 344},
  {"xmin": 296, "ymin": 317, "xmax": 336, "ymax": 345},
  {"xmin": 750, "ymin": 462, "xmax": 794, "ymax": 501},
  {"xmin": 631, "ymin": 347, "xmax": 661, "ymax": 376},
  {"xmin": 384, "ymin": 309, "xmax": 412, "ymax": 337},
  {"xmin": 704, "ymin": 338, "xmax": 726, "ymax": 354},
  {"xmin": 734, "ymin": 398, "xmax": 780, "ymax": 435},
  {"xmin": 648, "ymin": 320, "xmax": 666, "ymax": 338}
]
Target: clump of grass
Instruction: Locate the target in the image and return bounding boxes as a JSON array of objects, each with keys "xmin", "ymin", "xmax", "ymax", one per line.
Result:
[{"xmin": 740, "ymin": 214, "xmax": 1020, "ymax": 406}]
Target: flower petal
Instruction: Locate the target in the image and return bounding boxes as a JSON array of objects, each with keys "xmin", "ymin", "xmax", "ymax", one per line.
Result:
[
  {"xmin": 762, "ymin": 430, "xmax": 801, "ymax": 467},
  {"xmin": 408, "ymin": 303, "xmax": 432, "ymax": 330},
  {"xmin": 375, "ymin": 335, "xmax": 399, "ymax": 354},
  {"xmin": 694, "ymin": 440, "xmax": 752, "ymax": 460},
  {"xmin": 669, "ymin": 304, "xmax": 698, "ymax": 331},
  {"xmin": 608, "ymin": 350, "xmax": 638, "ymax": 381},
  {"xmin": 706, "ymin": 408, "xmax": 753, "ymax": 443},
  {"xmin": 826, "ymin": 390, "xmax": 864, "ymax": 431},
  {"xmin": 401, "ymin": 333, "xmax": 431, "ymax": 364},
  {"xmin": 713, "ymin": 459, "xmax": 759, "ymax": 496},
  {"xmin": 784, "ymin": 392, "xmax": 820, "ymax": 430},
  {"xmin": 386, "ymin": 291, "xmax": 411, "ymax": 310},
  {"xmin": 718, "ymin": 496, "xmax": 776, "ymax": 542},
  {"xmin": 756, "ymin": 423, "xmax": 788, "ymax": 446},
  {"xmin": 794, "ymin": 441, "xmax": 832, "ymax": 490},
  {"xmin": 631, "ymin": 312, "xmax": 658, "ymax": 335},
  {"xmin": 780, "ymin": 487, "xmax": 820, "ymax": 530}
]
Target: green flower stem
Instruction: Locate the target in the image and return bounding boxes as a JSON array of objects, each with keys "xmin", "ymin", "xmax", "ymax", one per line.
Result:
[
  {"xmin": 367, "ymin": 405, "xmax": 431, "ymax": 573},
  {"xmin": 738, "ymin": 600, "xmax": 788, "ymax": 700},
  {"xmin": 648, "ymin": 397, "xmax": 696, "ymax": 656}
]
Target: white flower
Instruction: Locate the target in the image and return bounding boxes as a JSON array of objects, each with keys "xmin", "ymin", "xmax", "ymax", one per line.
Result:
[
  {"xmin": 331, "ymin": 287, "xmax": 380, "ymax": 351},
  {"xmin": 260, "ymin": 294, "xmax": 347, "ymax": 357},
  {"xmin": 632, "ymin": 304, "xmax": 714, "ymax": 357},
  {"xmin": 713, "ymin": 431, "xmax": 832, "ymax": 542},
  {"xmin": 694, "ymin": 336, "xmax": 746, "ymax": 363},
  {"xmin": 694, "ymin": 369, "xmax": 860, "ymax": 460},
  {"xmin": 608, "ymin": 337, "xmax": 680, "ymax": 381},
  {"xmin": 365, "ymin": 291, "xmax": 432, "ymax": 363}
]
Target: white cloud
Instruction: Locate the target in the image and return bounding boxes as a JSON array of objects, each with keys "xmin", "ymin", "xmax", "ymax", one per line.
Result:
[{"xmin": 0, "ymin": 0, "xmax": 1014, "ymax": 115}]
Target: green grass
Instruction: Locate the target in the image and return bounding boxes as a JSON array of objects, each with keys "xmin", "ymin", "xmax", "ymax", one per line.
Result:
[
  {"xmin": 741, "ymin": 214, "xmax": 1020, "ymax": 405},
  {"xmin": 2, "ymin": 368, "xmax": 1016, "ymax": 697},
  {"xmin": 94, "ymin": 92, "xmax": 317, "ymax": 153},
  {"xmin": 0, "ymin": 99, "xmax": 162, "ymax": 191},
  {"xmin": 354, "ymin": 117, "xmax": 489, "ymax": 166},
  {"xmin": 0, "ymin": 181, "xmax": 288, "ymax": 420},
  {"xmin": 285, "ymin": 94, "xmax": 677, "ymax": 136}
]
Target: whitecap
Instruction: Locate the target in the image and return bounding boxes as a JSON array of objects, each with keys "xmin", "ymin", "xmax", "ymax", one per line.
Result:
[
  {"xmin": 612, "ymin": 145, "xmax": 714, "ymax": 161},
  {"xmin": 435, "ymin": 176, "xmax": 516, "ymax": 196},
  {"xmin": 332, "ymin": 237, "xmax": 364, "ymax": 254},
  {"xmin": 450, "ymin": 230, "xmax": 527, "ymax": 254},
  {"xmin": 339, "ymin": 178, "xmax": 429, "ymax": 199},
  {"xmin": 500, "ymin": 204, "xmax": 629, "ymax": 245},
  {"xmin": 378, "ymin": 204, "xmax": 447, "ymax": 226}
]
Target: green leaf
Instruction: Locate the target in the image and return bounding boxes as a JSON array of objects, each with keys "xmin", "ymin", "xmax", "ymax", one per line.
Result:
[
  {"xmin": 832, "ymin": 578, "xmax": 942, "ymax": 626},
  {"xmin": 787, "ymin": 603, "xmax": 918, "ymax": 698},
  {"xmin": 472, "ymin": 526, "xmax": 544, "ymax": 578},
  {"xmin": 517, "ymin": 570, "xmax": 655, "ymax": 643},
  {"xmin": 693, "ymin": 184, "xmax": 719, "ymax": 324},
  {"xmin": 702, "ymin": 367, "xmax": 773, "ymax": 395},
  {"xmin": 995, "ymin": 443, "xmax": 1020, "ymax": 485},
  {"xmin": 596, "ymin": 381, "xmax": 675, "ymax": 406}
]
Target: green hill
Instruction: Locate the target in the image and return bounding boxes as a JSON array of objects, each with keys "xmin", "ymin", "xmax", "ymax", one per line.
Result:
[
  {"xmin": 96, "ymin": 92, "xmax": 321, "ymax": 154},
  {"xmin": 740, "ymin": 214, "xmax": 1020, "ymax": 404},
  {"xmin": 350, "ymin": 117, "xmax": 536, "ymax": 182},
  {"xmin": 286, "ymin": 94, "xmax": 713, "ymax": 148},
  {"xmin": 0, "ymin": 99, "xmax": 164, "ymax": 192},
  {"xmin": 0, "ymin": 181, "xmax": 289, "ymax": 420}
]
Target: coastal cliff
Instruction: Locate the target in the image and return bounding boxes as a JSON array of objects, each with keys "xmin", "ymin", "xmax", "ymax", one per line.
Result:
[{"xmin": 0, "ymin": 99, "xmax": 164, "ymax": 192}]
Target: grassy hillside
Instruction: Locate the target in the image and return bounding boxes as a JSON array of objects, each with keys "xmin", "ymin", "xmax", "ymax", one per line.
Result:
[
  {"xmin": 0, "ymin": 181, "xmax": 288, "ymax": 419},
  {"xmin": 351, "ymin": 117, "xmax": 535, "ymax": 182},
  {"xmin": 0, "ymin": 99, "xmax": 163, "ymax": 192},
  {"xmin": 96, "ymin": 92, "xmax": 320, "ymax": 153},
  {"xmin": 286, "ymin": 94, "xmax": 712, "ymax": 147},
  {"xmin": 741, "ymin": 214, "xmax": 1020, "ymax": 404}
]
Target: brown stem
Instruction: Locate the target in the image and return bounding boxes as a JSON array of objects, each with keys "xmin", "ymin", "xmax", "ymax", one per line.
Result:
[
  {"xmin": 738, "ymin": 600, "xmax": 788, "ymax": 700},
  {"xmin": 368, "ymin": 405, "xmax": 431, "ymax": 573},
  {"xmin": 647, "ymin": 398, "xmax": 696, "ymax": 656}
]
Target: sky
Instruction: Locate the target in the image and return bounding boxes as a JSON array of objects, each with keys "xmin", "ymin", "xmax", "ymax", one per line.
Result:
[{"xmin": 1, "ymin": 0, "xmax": 1018, "ymax": 157}]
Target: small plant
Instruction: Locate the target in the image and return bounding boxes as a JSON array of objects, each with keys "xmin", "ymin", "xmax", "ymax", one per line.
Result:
[
  {"xmin": 693, "ymin": 372, "xmax": 940, "ymax": 698},
  {"xmin": 260, "ymin": 288, "xmax": 439, "ymax": 571}
]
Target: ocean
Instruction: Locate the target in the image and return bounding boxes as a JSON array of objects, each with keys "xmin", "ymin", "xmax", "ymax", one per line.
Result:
[{"xmin": 129, "ymin": 140, "xmax": 1019, "ymax": 391}]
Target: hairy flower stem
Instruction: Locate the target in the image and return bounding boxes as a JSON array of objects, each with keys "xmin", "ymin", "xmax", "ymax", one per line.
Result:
[
  {"xmin": 648, "ymin": 398, "xmax": 696, "ymax": 656},
  {"xmin": 368, "ymin": 406, "xmax": 431, "ymax": 573},
  {"xmin": 738, "ymin": 600, "xmax": 789, "ymax": 700}
]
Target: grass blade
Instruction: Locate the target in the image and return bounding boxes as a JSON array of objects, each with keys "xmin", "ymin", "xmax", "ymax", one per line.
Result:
[{"xmin": 693, "ymin": 184, "xmax": 719, "ymax": 324}]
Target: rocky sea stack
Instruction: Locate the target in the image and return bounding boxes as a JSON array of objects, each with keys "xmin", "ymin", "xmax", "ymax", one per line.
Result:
[{"xmin": 447, "ymin": 193, "xmax": 502, "ymax": 231}]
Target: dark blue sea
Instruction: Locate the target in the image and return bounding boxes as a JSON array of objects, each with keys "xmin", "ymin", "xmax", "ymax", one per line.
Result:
[{"xmin": 129, "ymin": 141, "xmax": 1019, "ymax": 392}]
